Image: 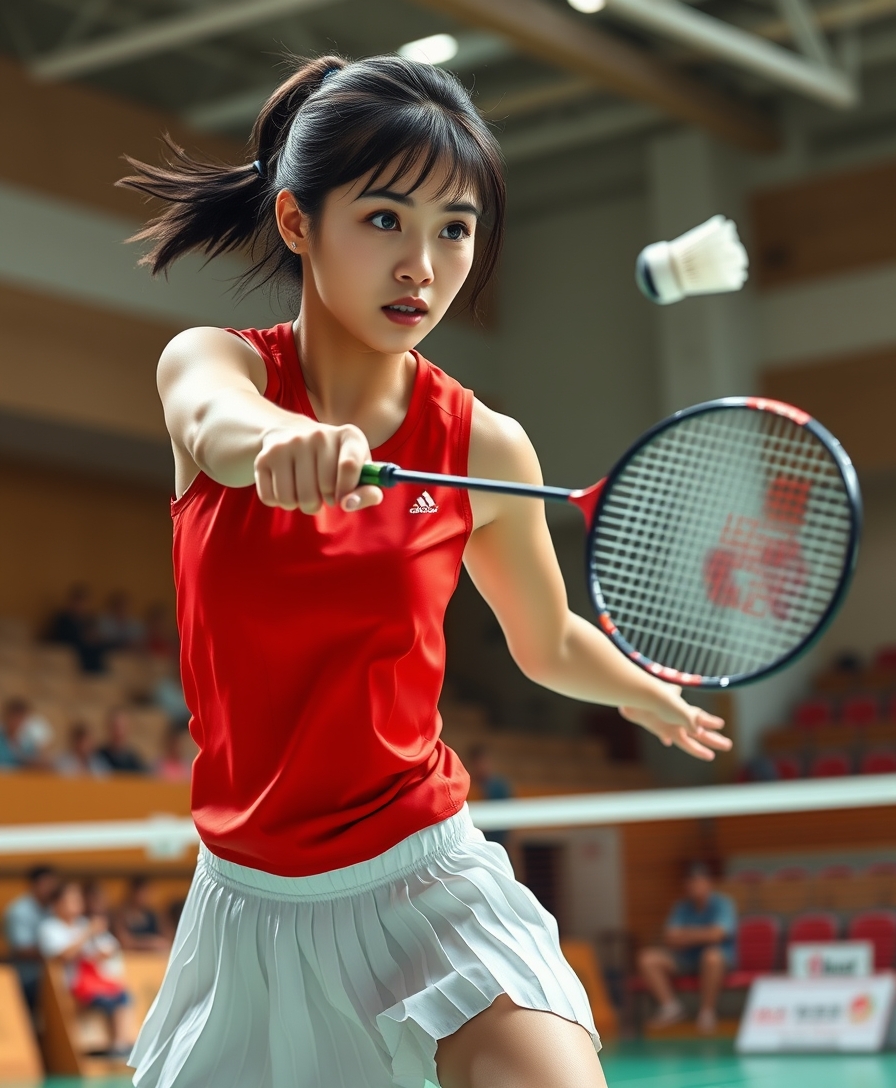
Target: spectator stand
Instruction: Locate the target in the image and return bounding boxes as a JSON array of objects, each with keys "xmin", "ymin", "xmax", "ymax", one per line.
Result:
[{"xmin": 753, "ymin": 644, "xmax": 896, "ymax": 783}]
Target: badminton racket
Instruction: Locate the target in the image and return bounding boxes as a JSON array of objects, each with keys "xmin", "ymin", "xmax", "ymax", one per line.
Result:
[{"xmin": 360, "ymin": 397, "xmax": 861, "ymax": 689}]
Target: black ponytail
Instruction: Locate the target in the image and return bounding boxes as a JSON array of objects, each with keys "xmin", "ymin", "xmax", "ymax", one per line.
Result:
[{"xmin": 118, "ymin": 54, "xmax": 504, "ymax": 315}]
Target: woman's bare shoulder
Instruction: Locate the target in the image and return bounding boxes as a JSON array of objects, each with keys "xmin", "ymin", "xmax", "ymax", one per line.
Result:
[
  {"xmin": 157, "ymin": 325, "xmax": 267, "ymax": 396},
  {"xmin": 469, "ymin": 397, "xmax": 541, "ymax": 484}
]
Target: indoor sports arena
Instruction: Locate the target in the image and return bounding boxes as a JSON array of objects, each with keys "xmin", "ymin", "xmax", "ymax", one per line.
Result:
[{"xmin": 1, "ymin": 2, "xmax": 896, "ymax": 1087}]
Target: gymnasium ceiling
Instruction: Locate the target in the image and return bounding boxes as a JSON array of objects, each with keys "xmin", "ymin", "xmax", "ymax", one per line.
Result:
[{"xmin": 3, "ymin": 0, "xmax": 896, "ymax": 209}]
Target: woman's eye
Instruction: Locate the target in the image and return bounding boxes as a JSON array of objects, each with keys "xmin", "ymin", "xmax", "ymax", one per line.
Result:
[
  {"xmin": 441, "ymin": 222, "xmax": 471, "ymax": 241},
  {"xmin": 370, "ymin": 212, "xmax": 399, "ymax": 231}
]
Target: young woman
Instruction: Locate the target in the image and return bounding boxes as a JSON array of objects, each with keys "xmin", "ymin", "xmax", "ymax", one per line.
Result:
[{"xmin": 120, "ymin": 54, "xmax": 730, "ymax": 1088}]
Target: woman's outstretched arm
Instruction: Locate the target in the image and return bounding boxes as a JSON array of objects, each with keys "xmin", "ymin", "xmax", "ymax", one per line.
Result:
[{"xmin": 157, "ymin": 326, "xmax": 381, "ymax": 512}]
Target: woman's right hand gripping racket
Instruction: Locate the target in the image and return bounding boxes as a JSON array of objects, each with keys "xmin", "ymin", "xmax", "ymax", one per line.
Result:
[{"xmin": 361, "ymin": 397, "xmax": 861, "ymax": 689}]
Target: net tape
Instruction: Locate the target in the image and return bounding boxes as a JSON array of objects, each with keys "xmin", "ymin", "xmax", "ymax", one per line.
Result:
[{"xmin": 591, "ymin": 408, "xmax": 853, "ymax": 679}]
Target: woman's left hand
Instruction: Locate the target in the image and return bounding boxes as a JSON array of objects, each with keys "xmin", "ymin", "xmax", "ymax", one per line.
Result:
[{"xmin": 619, "ymin": 686, "xmax": 732, "ymax": 761}]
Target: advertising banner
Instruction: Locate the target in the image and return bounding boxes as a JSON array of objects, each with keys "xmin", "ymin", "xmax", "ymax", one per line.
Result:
[
  {"xmin": 737, "ymin": 975, "xmax": 896, "ymax": 1052},
  {"xmin": 788, "ymin": 941, "xmax": 874, "ymax": 978}
]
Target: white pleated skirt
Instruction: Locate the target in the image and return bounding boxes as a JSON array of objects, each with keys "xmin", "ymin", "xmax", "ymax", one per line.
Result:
[{"xmin": 129, "ymin": 804, "xmax": 600, "ymax": 1088}]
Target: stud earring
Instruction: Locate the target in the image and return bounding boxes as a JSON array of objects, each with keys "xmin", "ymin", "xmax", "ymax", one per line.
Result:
[{"xmin": 291, "ymin": 241, "xmax": 297, "ymax": 250}]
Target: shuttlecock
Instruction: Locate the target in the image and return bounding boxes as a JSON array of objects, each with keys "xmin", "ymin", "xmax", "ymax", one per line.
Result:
[{"xmin": 636, "ymin": 214, "xmax": 749, "ymax": 305}]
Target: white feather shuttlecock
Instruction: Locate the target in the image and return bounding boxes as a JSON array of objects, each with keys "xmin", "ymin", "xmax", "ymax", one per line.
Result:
[{"xmin": 636, "ymin": 214, "xmax": 749, "ymax": 305}]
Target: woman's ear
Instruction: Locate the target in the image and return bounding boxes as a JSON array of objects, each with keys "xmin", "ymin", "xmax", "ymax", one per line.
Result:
[{"xmin": 275, "ymin": 189, "xmax": 311, "ymax": 254}]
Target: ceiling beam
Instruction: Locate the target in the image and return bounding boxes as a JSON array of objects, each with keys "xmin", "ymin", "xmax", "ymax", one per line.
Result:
[
  {"xmin": 604, "ymin": 0, "xmax": 856, "ymax": 110},
  {"xmin": 30, "ymin": 0, "xmax": 341, "ymax": 82},
  {"xmin": 501, "ymin": 101, "xmax": 662, "ymax": 164},
  {"xmin": 407, "ymin": 0, "xmax": 779, "ymax": 153},
  {"xmin": 773, "ymin": 0, "xmax": 834, "ymax": 67},
  {"xmin": 759, "ymin": 0, "xmax": 896, "ymax": 40}
]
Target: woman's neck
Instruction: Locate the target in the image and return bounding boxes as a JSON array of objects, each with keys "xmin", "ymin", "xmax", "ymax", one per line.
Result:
[{"xmin": 292, "ymin": 296, "xmax": 417, "ymax": 449}]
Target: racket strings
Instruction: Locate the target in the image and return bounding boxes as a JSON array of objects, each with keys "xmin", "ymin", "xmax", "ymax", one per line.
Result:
[{"xmin": 591, "ymin": 409, "xmax": 854, "ymax": 681}]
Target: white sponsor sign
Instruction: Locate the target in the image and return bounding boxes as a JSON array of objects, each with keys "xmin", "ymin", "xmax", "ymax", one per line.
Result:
[
  {"xmin": 788, "ymin": 941, "xmax": 874, "ymax": 979},
  {"xmin": 737, "ymin": 975, "xmax": 896, "ymax": 1053}
]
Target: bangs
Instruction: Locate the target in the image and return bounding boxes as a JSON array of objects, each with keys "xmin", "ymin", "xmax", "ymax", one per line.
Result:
[{"xmin": 325, "ymin": 99, "xmax": 502, "ymax": 223}]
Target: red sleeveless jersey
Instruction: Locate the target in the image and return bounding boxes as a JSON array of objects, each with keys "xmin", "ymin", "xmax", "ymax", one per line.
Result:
[{"xmin": 173, "ymin": 322, "xmax": 473, "ymax": 876}]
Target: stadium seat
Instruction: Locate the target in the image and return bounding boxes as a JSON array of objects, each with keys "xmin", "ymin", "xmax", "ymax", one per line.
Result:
[
  {"xmin": 793, "ymin": 697, "xmax": 834, "ymax": 729},
  {"xmin": 865, "ymin": 864, "xmax": 896, "ymax": 909},
  {"xmin": 809, "ymin": 751, "xmax": 851, "ymax": 777},
  {"xmin": 762, "ymin": 868, "xmax": 811, "ymax": 915},
  {"xmin": 773, "ymin": 755, "xmax": 802, "ymax": 780},
  {"xmin": 0, "ymin": 965, "xmax": 42, "ymax": 1080},
  {"xmin": 736, "ymin": 915, "xmax": 781, "ymax": 974},
  {"xmin": 787, "ymin": 911, "xmax": 840, "ymax": 945},
  {"xmin": 813, "ymin": 866, "xmax": 866, "ymax": 912},
  {"xmin": 841, "ymin": 694, "xmax": 879, "ymax": 728},
  {"xmin": 847, "ymin": 911, "xmax": 896, "ymax": 971},
  {"xmin": 860, "ymin": 749, "xmax": 896, "ymax": 775},
  {"xmin": 559, "ymin": 940, "xmax": 618, "ymax": 1041},
  {"xmin": 873, "ymin": 646, "xmax": 896, "ymax": 673}
]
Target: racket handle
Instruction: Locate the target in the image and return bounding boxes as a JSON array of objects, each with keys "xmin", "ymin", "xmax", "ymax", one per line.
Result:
[{"xmin": 359, "ymin": 462, "xmax": 400, "ymax": 488}]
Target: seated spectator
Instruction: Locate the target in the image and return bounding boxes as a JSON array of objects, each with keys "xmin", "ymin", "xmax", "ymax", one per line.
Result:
[
  {"xmin": 37, "ymin": 879, "xmax": 134, "ymax": 1059},
  {"xmin": 112, "ymin": 877, "xmax": 171, "ymax": 952},
  {"xmin": 96, "ymin": 708, "xmax": 147, "ymax": 774},
  {"xmin": 56, "ymin": 722, "xmax": 110, "ymax": 777},
  {"xmin": 96, "ymin": 590, "xmax": 146, "ymax": 653},
  {"xmin": 84, "ymin": 880, "xmax": 114, "ymax": 930},
  {"xmin": 2, "ymin": 865, "xmax": 60, "ymax": 1009},
  {"xmin": 637, "ymin": 862, "xmax": 737, "ymax": 1035},
  {"xmin": 155, "ymin": 725, "xmax": 192, "ymax": 782},
  {"xmin": 467, "ymin": 744, "xmax": 513, "ymax": 849},
  {"xmin": 151, "ymin": 663, "xmax": 191, "ymax": 732},
  {"xmin": 46, "ymin": 583, "xmax": 106, "ymax": 673},
  {"xmin": 143, "ymin": 602, "xmax": 178, "ymax": 662},
  {"xmin": 0, "ymin": 697, "xmax": 53, "ymax": 770}
]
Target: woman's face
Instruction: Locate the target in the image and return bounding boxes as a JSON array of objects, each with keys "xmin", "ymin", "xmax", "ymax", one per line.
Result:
[{"xmin": 284, "ymin": 159, "xmax": 480, "ymax": 353}]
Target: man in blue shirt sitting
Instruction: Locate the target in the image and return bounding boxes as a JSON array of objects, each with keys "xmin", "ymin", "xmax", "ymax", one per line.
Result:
[{"xmin": 637, "ymin": 861, "xmax": 737, "ymax": 1035}]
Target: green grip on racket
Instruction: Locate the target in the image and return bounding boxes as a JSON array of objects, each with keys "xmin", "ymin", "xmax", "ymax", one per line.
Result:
[{"xmin": 359, "ymin": 462, "xmax": 397, "ymax": 488}]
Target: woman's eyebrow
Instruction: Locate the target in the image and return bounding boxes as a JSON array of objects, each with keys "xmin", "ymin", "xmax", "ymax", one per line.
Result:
[{"xmin": 357, "ymin": 188, "xmax": 481, "ymax": 217}]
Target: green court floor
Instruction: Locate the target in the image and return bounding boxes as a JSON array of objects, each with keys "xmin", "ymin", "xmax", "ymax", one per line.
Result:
[{"xmin": 18, "ymin": 1041, "xmax": 896, "ymax": 1087}]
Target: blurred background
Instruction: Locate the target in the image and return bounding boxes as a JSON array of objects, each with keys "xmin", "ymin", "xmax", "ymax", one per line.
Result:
[{"xmin": 0, "ymin": 0, "xmax": 895, "ymax": 1082}]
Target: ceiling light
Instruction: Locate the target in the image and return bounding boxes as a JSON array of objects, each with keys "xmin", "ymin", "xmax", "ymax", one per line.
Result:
[
  {"xmin": 568, "ymin": 0, "xmax": 607, "ymax": 12},
  {"xmin": 398, "ymin": 33, "xmax": 459, "ymax": 66}
]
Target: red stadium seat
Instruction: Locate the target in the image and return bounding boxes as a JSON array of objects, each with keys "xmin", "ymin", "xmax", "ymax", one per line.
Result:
[
  {"xmin": 860, "ymin": 750, "xmax": 896, "ymax": 775},
  {"xmin": 774, "ymin": 756, "xmax": 802, "ymax": 780},
  {"xmin": 885, "ymin": 694, "xmax": 896, "ymax": 725},
  {"xmin": 873, "ymin": 646, "xmax": 896, "ymax": 673},
  {"xmin": 787, "ymin": 912, "xmax": 840, "ymax": 945},
  {"xmin": 737, "ymin": 915, "xmax": 781, "ymax": 973},
  {"xmin": 847, "ymin": 911, "xmax": 896, "ymax": 971},
  {"xmin": 809, "ymin": 752, "xmax": 851, "ymax": 778},
  {"xmin": 842, "ymin": 694, "xmax": 880, "ymax": 728},
  {"xmin": 794, "ymin": 697, "xmax": 834, "ymax": 730}
]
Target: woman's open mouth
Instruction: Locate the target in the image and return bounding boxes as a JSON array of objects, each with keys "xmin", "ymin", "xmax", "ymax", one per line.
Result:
[{"xmin": 382, "ymin": 299, "xmax": 428, "ymax": 326}]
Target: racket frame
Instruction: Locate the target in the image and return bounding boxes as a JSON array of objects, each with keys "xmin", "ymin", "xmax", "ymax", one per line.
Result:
[{"xmin": 586, "ymin": 396, "xmax": 862, "ymax": 689}]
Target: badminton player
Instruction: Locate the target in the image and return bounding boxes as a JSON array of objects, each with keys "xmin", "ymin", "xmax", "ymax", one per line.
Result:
[{"xmin": 120, "ymin": 54, "xmax": 731, "ymax": 1088}]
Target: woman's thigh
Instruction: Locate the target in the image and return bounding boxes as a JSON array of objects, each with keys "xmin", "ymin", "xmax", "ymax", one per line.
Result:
[{"xmin": 435, "ymin": 994, "xmax": 607, "ymax": 1088}]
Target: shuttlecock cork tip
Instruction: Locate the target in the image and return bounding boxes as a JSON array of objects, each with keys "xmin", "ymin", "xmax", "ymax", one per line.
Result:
[{"xmin": 636, "ymin": 215, "xmax": 749, "ymax": 305}]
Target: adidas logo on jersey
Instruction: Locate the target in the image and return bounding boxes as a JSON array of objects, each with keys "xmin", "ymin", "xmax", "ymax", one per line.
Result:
[{"xmin": 409, "ymin": 491, "xmax": 439, "ymax": 514}]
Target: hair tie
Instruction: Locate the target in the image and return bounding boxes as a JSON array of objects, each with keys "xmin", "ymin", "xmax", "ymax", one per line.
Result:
[
  {"xmin": 251, "ymin": 159, "xmax": 265, "ymax": 179},
  {"xmin": 321, "ymin": 66, "xmax": 340, "ymax": 84}
]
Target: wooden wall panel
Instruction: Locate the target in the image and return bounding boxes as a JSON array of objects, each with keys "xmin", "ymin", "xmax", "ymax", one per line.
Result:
[
  {"xmin": 0, "ymin": 458, "xmax": 174, "ymax": 629},
  {"xmin": 0, "ymin": 283, "xmax": 174, "ymax": 442},
  {"xmin": 760, "ymin": 346, "xmax": 896, "ymax": 472},
  {"xmin": 0, "ymin": 57, "xmax": 243, "ymax": 221},
  {"xmin": 751, "ymin": 157, "xmax": 896, "ymax": 288}
]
